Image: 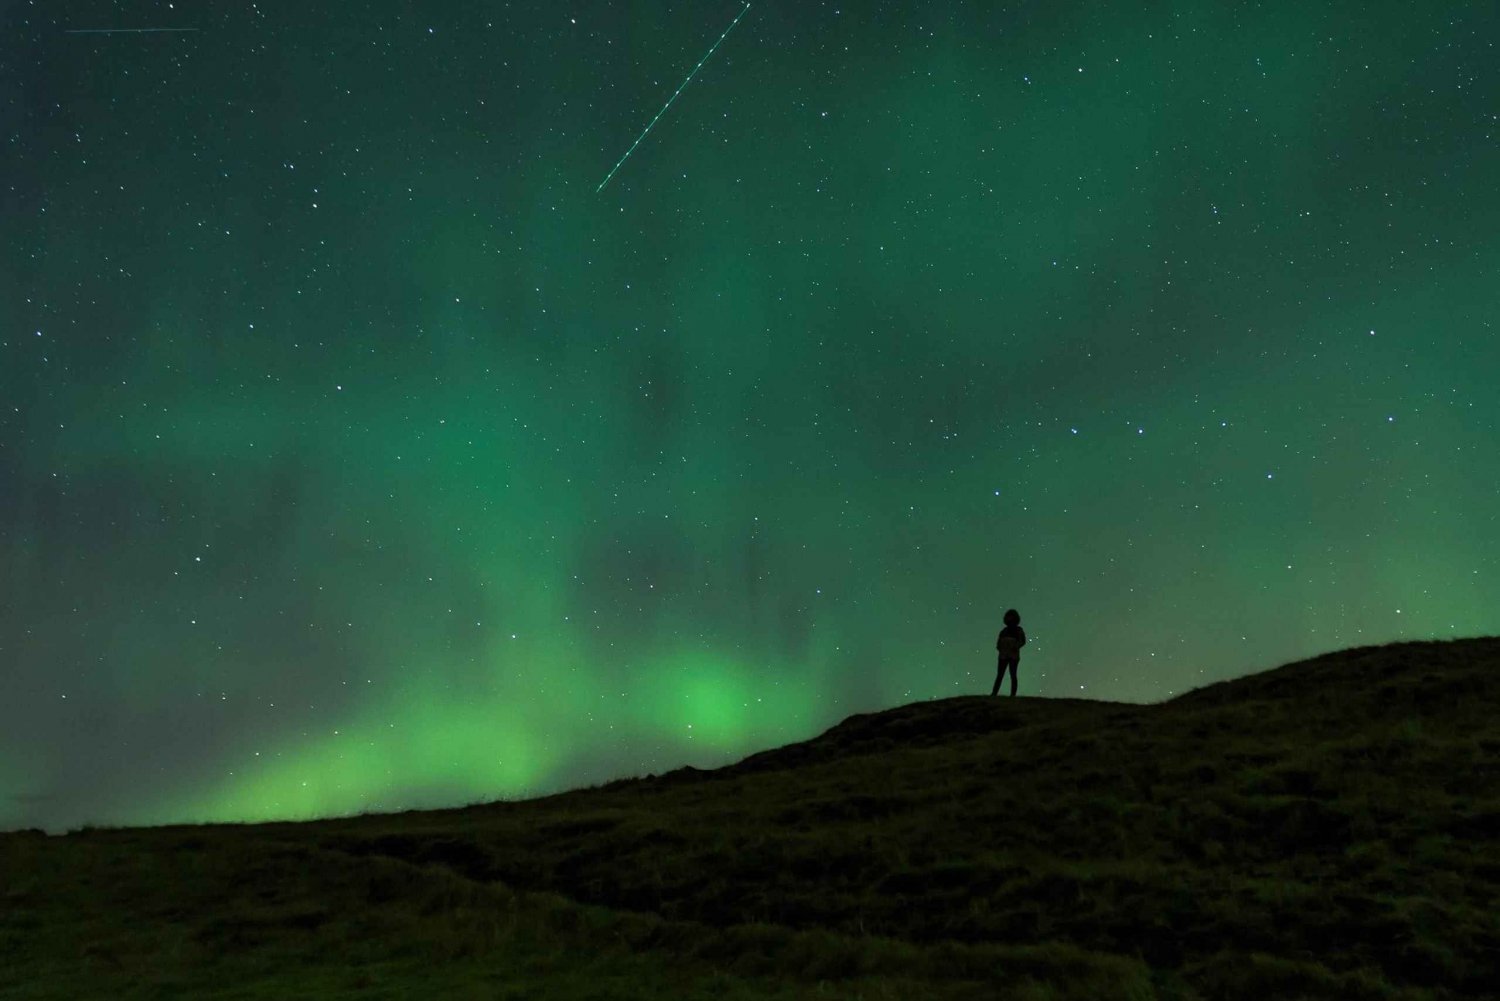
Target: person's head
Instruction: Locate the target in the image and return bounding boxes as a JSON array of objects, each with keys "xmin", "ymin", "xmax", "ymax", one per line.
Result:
[{"xmin": 1003, "ymin": 608, "xmax": 1021, "ymax": 626}]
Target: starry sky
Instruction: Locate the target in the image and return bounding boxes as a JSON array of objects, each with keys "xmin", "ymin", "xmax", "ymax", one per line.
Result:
[{"xmin": 3, "ymin": 0, "xmax": 1497, "ymax": 832}]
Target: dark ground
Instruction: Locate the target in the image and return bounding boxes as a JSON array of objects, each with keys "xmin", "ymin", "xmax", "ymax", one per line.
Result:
[{"xmin": 4, "ymin": 637, "xmax": 1499, "ymax": 999}]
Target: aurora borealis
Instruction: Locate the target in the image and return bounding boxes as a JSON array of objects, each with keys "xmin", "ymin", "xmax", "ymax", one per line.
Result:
[{"xmin": 2, "ymin": 0, "xmax": 1497, "ymax": 833}]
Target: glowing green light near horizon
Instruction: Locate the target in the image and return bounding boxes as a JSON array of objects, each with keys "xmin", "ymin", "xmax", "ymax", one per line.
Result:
[
  {"xmin": 178, "ymin": 694, "xmax": 557, "ymax": 825},
  {"xmin": 631, "ymin": 652, "xmax": 821, "ymax": 756}
]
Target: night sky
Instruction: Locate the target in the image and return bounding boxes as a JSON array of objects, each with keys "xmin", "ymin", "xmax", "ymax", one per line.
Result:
[{"xmin": 3, "ymin": 1, "xmax": 1497, "ymax": 833}]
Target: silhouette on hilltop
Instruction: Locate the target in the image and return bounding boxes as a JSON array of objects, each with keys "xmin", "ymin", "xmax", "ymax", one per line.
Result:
[{"xmin": 992, "ymin": 608, "xmax": 1027, "ymax": 696}]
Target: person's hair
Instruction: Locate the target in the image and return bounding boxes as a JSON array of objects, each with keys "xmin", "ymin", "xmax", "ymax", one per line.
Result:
[{"xmin": 1003, "ymin": 608, "xmax": 1021, "ymax": 626}]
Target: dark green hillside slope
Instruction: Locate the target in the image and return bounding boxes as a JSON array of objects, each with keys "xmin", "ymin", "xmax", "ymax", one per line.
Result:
[{"xmin": 4, "ymin": 638, "xmax": 1499, "ymax": 1000}]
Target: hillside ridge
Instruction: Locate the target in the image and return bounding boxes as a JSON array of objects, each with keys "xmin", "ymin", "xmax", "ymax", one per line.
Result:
[
  {"xmin": 4, "ymin": 636, "xmax": 1498, "ymax": 1000},
  {"xmin": 630, "ymin": 636, "xmax": 1500, "ymax": 788}
]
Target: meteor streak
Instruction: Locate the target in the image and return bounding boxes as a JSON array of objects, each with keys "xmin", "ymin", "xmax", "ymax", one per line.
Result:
[
  {"xmin": 65, "ymin": 28, "xmax": 199, "ymax": 34},
  {"xmin": 596, "ymin": 3, "xmax": 751, "ymax": 193}
]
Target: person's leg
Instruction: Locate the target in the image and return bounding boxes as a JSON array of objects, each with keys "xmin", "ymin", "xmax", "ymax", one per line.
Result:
[
  {"xmin": 991, "ymin": 656, "xmax": 1004, "ymax": 696},
  {"xmin": 1008, "ymin": 659, "xmax": 1018, "ymax": 696}
]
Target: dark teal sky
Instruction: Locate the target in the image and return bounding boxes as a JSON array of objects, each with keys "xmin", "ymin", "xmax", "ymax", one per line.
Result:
[{"xmin": 3, "ymin": 0, "xmax": 1497, "ymax": 831}]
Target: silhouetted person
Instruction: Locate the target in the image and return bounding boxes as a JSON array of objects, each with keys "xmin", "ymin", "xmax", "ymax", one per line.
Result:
[{"xmin": 992, "ymin": 608, "xmax": 1026, "ymax": 696}]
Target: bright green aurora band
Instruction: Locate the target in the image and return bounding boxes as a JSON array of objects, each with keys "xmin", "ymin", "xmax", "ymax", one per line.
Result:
[{"xmin": 2, "ymin": 1, "xmax": 1497, "ymax": 831}]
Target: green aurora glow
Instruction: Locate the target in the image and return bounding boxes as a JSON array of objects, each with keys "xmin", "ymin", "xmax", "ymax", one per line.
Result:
[{"xmin": 2, "ymin": 0, "xmax": 1496, "ymax": 830}]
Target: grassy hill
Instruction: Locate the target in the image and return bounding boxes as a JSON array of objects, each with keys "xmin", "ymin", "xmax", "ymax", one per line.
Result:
[{"xmin": 4, "ymin": 638, "xmax": 1499, "ymax": 999}]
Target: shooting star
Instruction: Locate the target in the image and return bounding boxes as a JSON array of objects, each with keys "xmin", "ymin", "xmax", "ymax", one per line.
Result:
[
  {"xmin": 596, "ymin": 3, "xmax": 751, "ymax": 194},
  {"xmin": 65, "ymin": 28, "xmax": 198, "ymax": 34}
]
